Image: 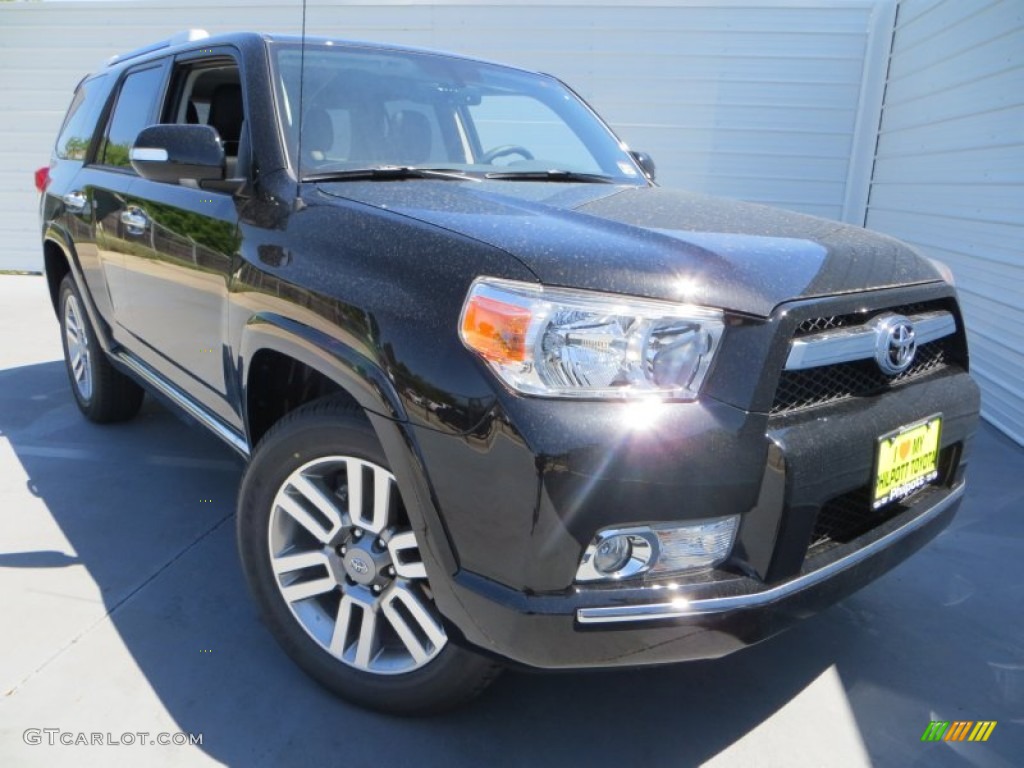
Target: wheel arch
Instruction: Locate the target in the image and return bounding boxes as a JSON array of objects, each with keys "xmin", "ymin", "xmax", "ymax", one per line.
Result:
[
  {"xmin": 42, "ymin": 224, "xmax": 84, "ymax": 315},
  {"xmin": 43, "ymin": 238, "xmax": 72, "ymax": 315},
  {"xmin": 41, "ymin": 227, "xmax": 116, "ymax": 355},
  {"xmin": 239, "ymin": 313, "xmax": 408, "ymax": 447}
]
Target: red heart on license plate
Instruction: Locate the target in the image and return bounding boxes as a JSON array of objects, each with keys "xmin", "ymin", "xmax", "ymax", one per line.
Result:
[{"xmin": 899, "ymin": 440, "xmax": 910, "ymax": 460}]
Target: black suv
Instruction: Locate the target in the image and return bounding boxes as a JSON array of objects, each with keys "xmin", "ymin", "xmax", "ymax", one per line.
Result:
[{"xmin": 39, "ymin": 30, "xmax": 980, "ymax": 714}]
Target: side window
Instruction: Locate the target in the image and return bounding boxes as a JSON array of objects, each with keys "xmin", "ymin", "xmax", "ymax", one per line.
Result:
[
  {"xmin": 468, "ymin": 95, "xmax": 592, "ymax": 168},
  {"xmin": 167, "ymin": 61, "xmax": 245, "ymax": 174},
  {"xmin": 97, "ymin": 66, "xmax": 165, "ymax": 169},
  {"xmin": 55, "ymin": 74, "xmax": 111, "ymax": 161}
]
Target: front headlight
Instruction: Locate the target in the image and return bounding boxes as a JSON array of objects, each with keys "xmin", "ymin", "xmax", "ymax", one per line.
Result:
[{"xmin": 459, "ymin": 277, "xmax": 724, "ymax": 399}]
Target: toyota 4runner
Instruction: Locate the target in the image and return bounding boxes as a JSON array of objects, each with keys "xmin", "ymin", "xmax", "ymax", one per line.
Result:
[{"xmin": 38, "ymin": 30, "xmax": 980, "ymax": 714}]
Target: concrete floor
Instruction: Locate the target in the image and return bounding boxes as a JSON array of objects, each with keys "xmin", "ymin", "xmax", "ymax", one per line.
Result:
[{"xmin": 0, "ymin": 274, "xmax": 1020, "ymax": 767}]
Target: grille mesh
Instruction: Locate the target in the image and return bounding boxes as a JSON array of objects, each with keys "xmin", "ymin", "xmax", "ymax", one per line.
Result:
[
  {"xmin": 810, "ymin": 486, "xmax": 878, "ymax": 550},
  {"xmin": 792, "ymin": 303, "xmax": 934, "ymax": 337},
  {"xmin": 772, "ymin": 338, "xmax": 952, "ymax": 414},
  {"xmin": 809, "ymin": 482, "xmax": 945, "ymax": 553}
]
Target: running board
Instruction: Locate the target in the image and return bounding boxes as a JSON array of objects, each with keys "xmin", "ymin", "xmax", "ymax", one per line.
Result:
[{"xmin": 114, "ymin": 351, "xmax": 250, "ymax": 458}]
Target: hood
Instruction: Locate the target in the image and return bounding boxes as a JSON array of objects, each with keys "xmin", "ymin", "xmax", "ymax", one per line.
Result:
[{"xmin": 317, "ymin": 181, "xmax": 942, "ymax": 317}]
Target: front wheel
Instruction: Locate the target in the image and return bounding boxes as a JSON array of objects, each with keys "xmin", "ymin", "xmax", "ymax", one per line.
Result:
[{"xmin": 237, "ymin": 397, "xmax": 502, "ymax": 714}]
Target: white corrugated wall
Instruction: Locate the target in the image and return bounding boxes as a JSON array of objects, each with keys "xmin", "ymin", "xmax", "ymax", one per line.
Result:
[
  {"xmin": 865, "ymin": 0, "xmax": 1024, "ymax": 444},
  {"xmin": 0, "ymin": 0, "xmax": 891, "ymax": 272}
]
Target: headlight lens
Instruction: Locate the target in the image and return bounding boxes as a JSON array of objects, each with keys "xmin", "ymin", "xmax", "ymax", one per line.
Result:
[{"xmin": 460, "ymin": 277, "xmax": 724, "ymax": 399}]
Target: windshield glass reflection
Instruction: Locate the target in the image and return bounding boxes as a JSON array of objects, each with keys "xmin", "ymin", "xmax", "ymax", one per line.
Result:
[{"xmin": 270, "ymin": 42, "xmax": 645, "ymax": 183}]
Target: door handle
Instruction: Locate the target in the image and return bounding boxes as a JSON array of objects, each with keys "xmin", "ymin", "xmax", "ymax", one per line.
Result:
[
  {"xmin": 62, "ymin": 191, "xmax": 87, "ymax": 212},
  {"xmin": 121, "ymin": 208, "xmax": 148, "ymax": 236}
]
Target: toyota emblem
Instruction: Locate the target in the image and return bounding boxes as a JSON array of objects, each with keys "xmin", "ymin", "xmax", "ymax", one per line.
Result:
[{"xmin": 873, "ymin": 314, "xmax": 917, "ymax": 375}]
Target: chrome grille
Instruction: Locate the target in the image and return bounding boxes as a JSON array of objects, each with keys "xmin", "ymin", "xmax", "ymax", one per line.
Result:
[
  {"xmin": 774, "ymin": 300, "xmax": 961, "ymax": 414},
  {"xmin": 773, "ymin": 338, "xmax": 952, "ymax": 414}
]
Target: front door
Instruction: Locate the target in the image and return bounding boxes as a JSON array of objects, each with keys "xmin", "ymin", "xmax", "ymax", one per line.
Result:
[
  {"xmin": 112, "ymin": 51, "xmax": 248, "ymax": 429},
  {"xmin": 117, "ymin": 182, "xmax": 240, "ymax": 424}
]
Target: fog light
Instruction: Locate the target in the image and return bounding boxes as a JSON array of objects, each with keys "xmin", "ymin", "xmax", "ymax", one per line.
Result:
[
  {"xmin": 575, "ymin": 516, "xmax": 739, "ymax": 583},
  {"xmin": 650, "ymin": 516, "xmax": 739, "ymax": 574},
  {"xmin": 576, "ymin": 529, "xmax": 656, "ymax": 581},
  {"xmin": 593, "ymin": 535, "xmax": 632, "ymax": 574}
]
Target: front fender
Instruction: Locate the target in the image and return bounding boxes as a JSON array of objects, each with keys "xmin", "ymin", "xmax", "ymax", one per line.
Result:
[{"xmin": 238, "ymin": 312, "xmax": 408, "ymax": 432}]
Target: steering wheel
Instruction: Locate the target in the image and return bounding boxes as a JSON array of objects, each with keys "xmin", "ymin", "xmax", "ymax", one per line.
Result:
[{"xmin": 480, "ymin": 145, "xmax": 534, "ymax": 164}]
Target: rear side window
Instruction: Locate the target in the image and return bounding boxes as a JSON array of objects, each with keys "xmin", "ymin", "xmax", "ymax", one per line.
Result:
[
  {"xmin": 55, "ymin": 74, "xmax": 111, "ymax": 161},
  {"xmin": 97, "ymin": 66, "xmax": 166, "ymax": 169}
]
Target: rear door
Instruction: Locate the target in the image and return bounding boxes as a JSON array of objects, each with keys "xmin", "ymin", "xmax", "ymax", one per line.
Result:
[{"xmin": 85, "ymin": 61, "xmax": 169, "ymax": 336}]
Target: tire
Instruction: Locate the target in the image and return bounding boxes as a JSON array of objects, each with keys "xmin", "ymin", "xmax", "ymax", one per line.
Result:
[
  {"xmin": 237, "ymin": 396, "xmax": 502, "ymax": 715},
  {"xmin": 58, "ymin": 275, "xmax": 144, "ymax": 423}
]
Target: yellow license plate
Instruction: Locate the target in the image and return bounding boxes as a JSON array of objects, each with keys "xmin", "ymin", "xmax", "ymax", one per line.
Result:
[{"xmin": 873, "ymin": 415, "xmax": 942, "ymax": 509}]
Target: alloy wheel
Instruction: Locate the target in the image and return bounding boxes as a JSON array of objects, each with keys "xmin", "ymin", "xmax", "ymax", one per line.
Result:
[
  {"xmin": 267, "ymin": 456, "xmax": 446, "ymax": 675},
  {"xmin": 63, "ymin": 293, "xmax": 92, "ymax": 401}
]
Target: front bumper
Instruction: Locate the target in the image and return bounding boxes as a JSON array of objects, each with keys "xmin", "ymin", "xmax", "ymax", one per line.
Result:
[
  {"xmin": 577, "ymin": 482, "xmax": 963, "ymax": 625},
  {"xmin": 443, "ymin": 481, "xmax": 963, "ymax": 668},
  {"xmin": 403, "ymin": 284, "xmax": 980, "ymax": 669}
]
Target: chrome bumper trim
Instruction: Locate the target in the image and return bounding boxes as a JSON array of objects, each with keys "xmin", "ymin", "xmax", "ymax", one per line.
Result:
[
  {"xmin": 785, "ymin": 311, "xmax": 956, "ymax": 371},
  {"xmin": 114, "ymin": 351, "xmax": 250, "ymax": 458},
  {"xmin": 576, "ymin": 482, "xmax": 964, "ymax": 624}
]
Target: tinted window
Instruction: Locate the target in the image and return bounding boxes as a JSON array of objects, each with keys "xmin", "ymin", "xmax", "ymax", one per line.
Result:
[
  {"xmin": 98, "ymin": 66, "xmax": 165, "ymax": 169},
  {"xmin": 55, "ymin": 74, "xmax": 111, "ymax": 161}
]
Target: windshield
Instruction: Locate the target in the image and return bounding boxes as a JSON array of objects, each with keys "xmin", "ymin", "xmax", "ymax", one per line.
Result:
[{"xmin": 270, "ymin": 42, "xmax": 645, "ymax": 183}]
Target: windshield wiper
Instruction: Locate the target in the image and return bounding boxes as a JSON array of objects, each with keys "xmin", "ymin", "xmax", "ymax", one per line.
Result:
[
  {"xmin": 304, "ymin": 166, "xmax": 478, "ymax": 183},
  {"xmin": 483, "ymin": 170, "xmax": 617, "ymax": 184}
]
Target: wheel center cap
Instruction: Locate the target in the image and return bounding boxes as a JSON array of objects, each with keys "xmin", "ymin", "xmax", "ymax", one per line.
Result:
[{"xmin": 343, "ymin": 546, "xmax": 384, "ymax": 586}]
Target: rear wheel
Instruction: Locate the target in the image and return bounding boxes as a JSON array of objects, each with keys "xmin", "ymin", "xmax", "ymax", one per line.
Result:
[
  {"xmin": 237, "ymin": 397, "xmax": 502, "ymax": 714},
  {"xmin": 58, "ymin": 275, "xmax": 144, "ymax": 423}
]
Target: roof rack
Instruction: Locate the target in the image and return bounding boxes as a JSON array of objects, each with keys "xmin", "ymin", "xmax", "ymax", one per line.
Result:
[{"xmin": 106, "ymin": 29, "xmax": 210, "ymax": 67}]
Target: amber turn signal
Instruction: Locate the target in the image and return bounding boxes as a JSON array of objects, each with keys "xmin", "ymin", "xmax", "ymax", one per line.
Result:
[{"xmin": 461, "ymin": 295, "xmax": 532, "ymax": 363}]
